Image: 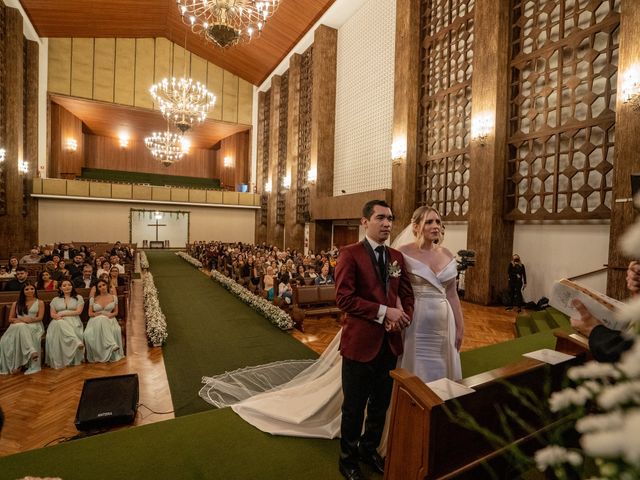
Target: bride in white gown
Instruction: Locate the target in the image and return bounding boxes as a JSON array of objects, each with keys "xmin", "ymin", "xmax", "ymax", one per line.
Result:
[{"xmin": 199, "ymin": 206, "xmax": 464, "ymax": 438}]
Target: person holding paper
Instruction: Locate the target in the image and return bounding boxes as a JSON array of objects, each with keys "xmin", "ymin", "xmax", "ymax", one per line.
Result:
[
  {"xmin": 570, "ymin": 261, "xmax": 639, "ymax": 362},
  {"xmin": 507, "ymin": 254, "xmax": 527, "ymax": 312}
]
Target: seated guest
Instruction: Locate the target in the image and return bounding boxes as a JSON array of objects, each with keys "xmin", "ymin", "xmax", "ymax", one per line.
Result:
[
  {"xmin": 89, "ymin": 273, "xmax": 116, "ymax": 298},
  {"xmin": 84, "ymin": 279, "xmax": 124, "ymax": 363},
  {"xmin": 67, "ymin": 254, "xmax": 85, "ymax": 279},
  {"xmin": 570, "ymin": 261, "xmax": 639, "ymax": 362},
  {"xmin": 37, "ymin": 270, "xmax": 57, "ymax": 292},
  {"xmin": 278, "ymin": 277, "xmax": 294, "ymax": 305},
  {"xmin": 4, "ymin": 267, "xmax": 29, "ymax": 291},
  {"xmin": 19, "ymin": 247, "xmax": 41, "ymax": 264},
  {"xmin": 294, "ymin": 264, "xmax": 306, "ymax": 285},
  {"xmin": 7, "ymin": 256, "xmax": 19, "ymax": 275},
  {"xmin": 44, "ymin": 261, "xmax": 60, "ymax": 281},
  {"xmin": 96, "ymin": 261, "xmax": 111, "ymax": 278},
  {"xmin": 109, "ymin": 255, "xmax": 125, "ymax": 274},
  {"xmin": 39, "ymin": 248, "xmax": 54, "ymax": 263},
  {"xmin": 46, "ymin": 280, "xmax": 85, "ymax": 369},
  {"xmin": 238, "ymin": 260, "xmax": 251, "ymax": 288},
  {"xmin": 58, "ymin": 243, "xmax": 76, "ymax": 260},
  {"xmin": 109, "ymin": 266, "xmax": 125, "ymax": 289},
  {"xmin": 73, "ymin": 264, "xmax": 98, "ymax": 290},
  {"xmin": 263, "ymin": 266, "xmax": 275, "ymax": 301},
  {"xmin": 276, "ymin": 265, "xmax": 289, "ymax": 286},
  {"xmin": 55, "ymin": 260, "xmax": 70, "ymax": 281},
  {"xmin": 314, "ymin": 264, "xmax": 334, "ymax": 285},
  {"xmin": 0, "ymin": 265, "xmax": 12, "ymax": 279},
  {"xmin": 305, "ymin": 265, "xmax": 318, "ymax": 280},
  {"xmin": 0, "ymin": 281, "xmax": 45, "ymax": 375}
]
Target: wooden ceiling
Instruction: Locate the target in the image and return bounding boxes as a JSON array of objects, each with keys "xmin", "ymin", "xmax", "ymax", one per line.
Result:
[
  {"xmin": 20, "ymin": 0, "xmax": 335, "ymax": 85},
  {"xmin": 51, "ymin": 94, "xmax": 250, "ymax": 149}
]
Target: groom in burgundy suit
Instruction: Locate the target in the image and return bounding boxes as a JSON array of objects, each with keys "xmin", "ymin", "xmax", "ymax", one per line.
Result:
[{"xmin": 335, "ymin": 200, "xmax": 414, "ymax": 480}]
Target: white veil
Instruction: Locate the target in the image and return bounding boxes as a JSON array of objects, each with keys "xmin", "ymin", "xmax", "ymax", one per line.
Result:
[{"xmin": 391, "ymin": 224, "xmax": 416, "ymax": 250}]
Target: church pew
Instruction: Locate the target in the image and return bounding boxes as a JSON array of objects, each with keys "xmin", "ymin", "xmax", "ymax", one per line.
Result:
[{"xmin": 384, "ymin": 354, "xmax": 583, "ymax": 480}]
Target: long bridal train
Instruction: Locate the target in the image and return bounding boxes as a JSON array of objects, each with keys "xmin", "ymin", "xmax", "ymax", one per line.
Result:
[{"xmin": 199, "ymin": 331, "xmax": 344, "ymax": 439}]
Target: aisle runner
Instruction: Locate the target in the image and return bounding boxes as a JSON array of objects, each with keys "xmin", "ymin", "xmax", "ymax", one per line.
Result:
[{"xmin": 145, "ymin": 250, "xmax": 316, "ymax": 416}]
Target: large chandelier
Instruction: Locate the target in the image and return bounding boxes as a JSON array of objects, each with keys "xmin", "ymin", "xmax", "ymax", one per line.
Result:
[
  {"xmin": 149, "ymin": 77, "xmax": 216, "ymax": 133},
  {"xmin": 144, "ymin": 129, "xmax": 188, "ymax": 167},
  {"xmin": 177, "ymin": 0, "xmax": 282, "ymax": 48}
]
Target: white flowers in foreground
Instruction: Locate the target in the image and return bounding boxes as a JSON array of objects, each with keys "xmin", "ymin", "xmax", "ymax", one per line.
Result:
[
  {"xmin": 140, "ymin": 250, "xmax": 149, "ymax": 270},
  {"xmin": 535, "ymin": 445, "xmax": 582, "ymax": 472},
  {"xmin": 176, "ymin": 251, "xmax": 203, "ymax": 268},
  {"xmin": 142, "ymin": 270, "xmax": 168, "ymax": 346},
  {"xmin": 177, "ymin": 251, "xmax": 294, "ymax": 331}
]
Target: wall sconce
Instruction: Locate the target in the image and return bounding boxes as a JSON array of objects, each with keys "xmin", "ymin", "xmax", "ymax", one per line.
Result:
[
  {"xmin": 154, "ymin": 211, "xmax": 162, "ymax": 220},
  {"xmin": 223, "ymin": 155, "xmax": 233, "ymax": 168},
  {"xmin": 307, "ymin": 168, "xmax": 317, "ymax": 185},
  {"xmin": 119, "ymin": 133, "xmax": 129, "ymax": 148},
  {"xmin": 0, "ymin": 148, "xmax": 5, "ymax": 163},
  {"xmin": 621, "ymin": 64, "xmax": 640, "ymax": 110},
  {"xmin": 180, "ymin": 137, "xmax": 191, "ymax": 154},
  {"xmin": 18, "ymin": 160, "xmax": 29, "ymax": 174},
  {"xmin": 264, "ymin": 181, "xmax": 272, "ymax": 193},
  {"xmin": 282, "ymin": 174, "xmax": 291, "ymax": 190},
  {"xmin": 471, "ymin": 112, "xmax": 494, "ymax": 146},
  {"xmin": 66, "ymin": 138, "xmax": 78, "ymax": 152},
  {"xmin": 391, "ymin": 138, "xmax": 407, "ymax": 166}
]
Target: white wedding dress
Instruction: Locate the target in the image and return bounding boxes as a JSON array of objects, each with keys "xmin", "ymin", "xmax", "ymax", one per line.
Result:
[
  {"xmin": 198, "ymin": 236, "xmax": 461, "ymax": 438},
  {"xmin": 398, "ymin": 255, "xmax": 462, "ymax": 382}
]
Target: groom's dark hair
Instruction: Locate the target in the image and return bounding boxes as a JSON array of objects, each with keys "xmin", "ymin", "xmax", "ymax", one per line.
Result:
[{"xmin": 362, "ymin": 200, "xmax": 391, "ymax": 220}]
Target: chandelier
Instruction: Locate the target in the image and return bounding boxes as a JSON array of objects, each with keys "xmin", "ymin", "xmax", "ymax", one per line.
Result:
[
  {"xmin": 144, "ymin": 129, "xmax": 188, "ymax": 167},
  {"xmin": 177, "ymin": 0, "xmax": 282, "ymax": 48},
  {"xmin": 149, "ymin": 77, "xmax": 216, "ymax": 133}
]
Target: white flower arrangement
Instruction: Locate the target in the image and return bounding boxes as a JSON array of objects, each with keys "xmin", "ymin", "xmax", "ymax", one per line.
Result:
[
  {"xmin": 388, "ymin": 260, "xmax": 402, "ymax": 278},
  {"xmin": 139, "ymin": 250, "xmax": 149, "ymax": 270},
  {"xmin": 176, "ymin": 251, "xmax": 203, "ymax": 268},
  {"xmin": 209, "ymin": 269, "xmax": 294, "ymax": 331},
  {"xmin": 142, "ymin": 270, "xmax": 168, "ymax": 346},
  {"xmin": 176, "ymin": 251, "xmax": 293, "ymax": 330}
]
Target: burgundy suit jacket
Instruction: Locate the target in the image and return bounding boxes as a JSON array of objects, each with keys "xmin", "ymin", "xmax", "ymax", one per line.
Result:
[{"xmin": 335, "ymin": 240, "xmax": 414, "ymax": 362}]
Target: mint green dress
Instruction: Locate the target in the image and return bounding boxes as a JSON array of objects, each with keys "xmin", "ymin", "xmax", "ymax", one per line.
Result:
[
  {"xmin": 46, "ymin": 295, "xmax": 85, "ymax": 369},
  {"xmin": 84, "ymin": 295, "xmax": 124, "ymax": 363},
  {"xmin": 0, "ymin": 299, "xmax": 43, "ymax": 374}
]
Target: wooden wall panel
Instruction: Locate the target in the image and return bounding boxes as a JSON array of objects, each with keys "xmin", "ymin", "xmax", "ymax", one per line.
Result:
[
  {"xmin": 114, "ymin": 38, "xmax": 135, "ymax": 106},
  {"xmin": 48, "ymin": 37, "xmax": 252, "ymax": 125},
  {"xmin": 83, "ymin": 134, "xmax": 217, "ymax": 179},
  {"xmin": 222, "ymin": 71, "xmax": 239, "ymax": 123},
  {"xmin": 25, "ymin": 40, "xmax": 40, "ymax": 243},
  {"xmin": 93, "ymin": 38, "xmax": 115, "ymax": 102},
  {"xmin": 190, "ymin": 54, "xmax": 207, "ymax": 87},
  {"xmin": 172, "ymin": 44, "xmax": 191, "ymax": 79},
  {"xmin": 70, "ymin": 38, "xmax": 94, "ymax": 99},
  {"xmin": 285, "ymin": 54, "xmax": 304, "ymax": 250},
  {"xmin": 207, "ymin": 62, "xmax": 224, "ymax": 120},
  {"xmin": 134, "ymin": 38, "xmax": 154, "ymax": 108},
  {"xmin": 608, "ymin": 0, "xmax": 640, "ymax": 299},
  {"xmin": 50, "ymin": 103, "xmax": 84, "ymax": 178},
  {"xmin": 216, "ymin": 131, "xmax": 250, "ymax": 189},
  {"xmin": 238, "ymin": 78, "xmax": 253, "ymax": 125},
  {"xmin": 48, "ymin": 38, "xmax": 71, "ymax": 95}
]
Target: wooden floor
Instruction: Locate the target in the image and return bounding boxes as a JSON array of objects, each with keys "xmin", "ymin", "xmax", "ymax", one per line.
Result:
[{"xmin": 0, "ymin": 269, "xmax": 518, "ymax": 458}]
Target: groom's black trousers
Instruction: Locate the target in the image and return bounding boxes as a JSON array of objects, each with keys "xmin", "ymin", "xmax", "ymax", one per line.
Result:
[{"xmin": 340, "ymin": 339, "xmax": 397, "ymax": 469}]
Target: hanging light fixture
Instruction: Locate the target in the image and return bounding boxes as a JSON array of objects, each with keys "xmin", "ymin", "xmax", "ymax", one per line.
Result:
[
  {"xmin": 149, "ymin": 28, "xmax": 216, "ymax": 133},
  {"xmin": 177, "ymin": 0, "xmax": 282, "ymax": 48},
  {"xmin": 144, "ymin": 127, "xmax": 186, "ymax": 167}
]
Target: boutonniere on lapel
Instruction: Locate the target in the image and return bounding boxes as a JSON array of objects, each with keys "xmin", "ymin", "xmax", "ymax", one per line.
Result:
[{"xmin": 388, "ymin": 260, "xmax": 402, "ymax": 278}]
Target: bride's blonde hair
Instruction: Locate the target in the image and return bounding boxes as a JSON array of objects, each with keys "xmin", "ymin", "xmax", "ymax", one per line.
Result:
[{"xmin": 411, "ymin": 206, "xmax": 443, "ymax": 248}]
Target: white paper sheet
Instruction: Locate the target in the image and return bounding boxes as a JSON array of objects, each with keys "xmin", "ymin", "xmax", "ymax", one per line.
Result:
[
  {"xmin": 523, "ymin": 349, "xmax": 575, "ymax": 365},
  {"xmin": 426, "ymin": 377, "xmax": 475, "ymax": 401}
]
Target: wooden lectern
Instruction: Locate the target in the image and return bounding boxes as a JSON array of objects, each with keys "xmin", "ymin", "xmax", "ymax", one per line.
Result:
[{"xmin": 384, "ymin": 353, "xmax": 583, "ymax": 480}]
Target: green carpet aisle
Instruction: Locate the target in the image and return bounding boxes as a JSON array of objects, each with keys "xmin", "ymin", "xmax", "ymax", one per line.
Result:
[{"xmin": 146, "ymin": 250, "xmax": 317, "ymax": 416}]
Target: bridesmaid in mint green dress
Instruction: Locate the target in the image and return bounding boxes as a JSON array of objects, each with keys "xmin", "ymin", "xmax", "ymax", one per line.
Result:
[
  {"xmin": 0, "ymin": 281, "xmax": 45, "ymax": 374},
  {"xmin": 46, "ymin": 279, "xmax": 85, "ymax": 369},
  {"xmin": 84, "ymin": 279, "xmax": 124, "ymax": 363}
]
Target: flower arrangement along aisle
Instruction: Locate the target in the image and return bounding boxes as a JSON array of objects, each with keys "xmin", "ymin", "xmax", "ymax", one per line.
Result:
[
  {"xmin": 139, "ymin": 250, "xmax": 150, "ymax": 270},
  {"xmin": 142, "ymin": 270, "xmax": 168, "ymax": 346},
  {"xmin": 176, "ymin": 251, "xmax": 203, "ymax": 268},
  {"xmin": 176, "ymin": 251, "xmax": 294, "ymax": 331}
]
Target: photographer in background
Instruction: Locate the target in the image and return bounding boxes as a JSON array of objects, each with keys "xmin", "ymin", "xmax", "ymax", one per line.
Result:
[
  {"xmin": 456, "ymin": 250, "xmax": 475, "ymax": 299},
  {"xmin": 507, "ymin": 254, "xmax": 527, "ymax": 312}
]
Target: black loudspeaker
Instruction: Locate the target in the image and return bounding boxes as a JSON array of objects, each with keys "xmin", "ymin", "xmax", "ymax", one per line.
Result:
[
  {"xmin": 75, "ymin": 374, "xmax": 139, "ymax": 431},
  {"xmin": 631, "ymin": 173, "xmax": 640, "ymax": 198},
  {"xmin": 303, "ymin": 212, "xmax": 311, "ymax": 222}
]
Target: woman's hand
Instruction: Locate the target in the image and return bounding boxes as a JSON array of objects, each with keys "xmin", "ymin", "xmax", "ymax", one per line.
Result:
[
  {"xmin": 51, "ymin": 312, "xmax": 62, "ymax": 320},
  {"xmin": 455, "ymin": 325, "xmax": 464, "ymax": 351}
]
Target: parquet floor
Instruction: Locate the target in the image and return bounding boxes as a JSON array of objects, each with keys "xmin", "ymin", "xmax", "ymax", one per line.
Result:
[{"xmin": 0, "ymin": 267, "xmax": 519, "ymax": 458}]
